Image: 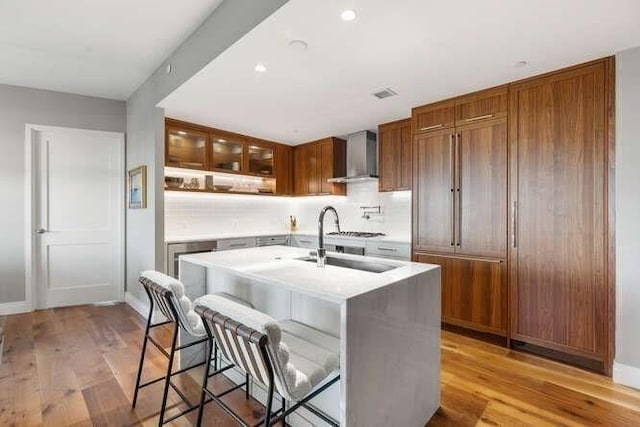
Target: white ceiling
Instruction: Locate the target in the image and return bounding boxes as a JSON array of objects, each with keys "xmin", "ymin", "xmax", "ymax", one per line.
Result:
[
  {"xmin": 159, "ymin": 0, "xmax": 640, "ymax": 145},
  {"xmin": 0, "ymin": 0, "xmax": 223, "ymax": 100}
]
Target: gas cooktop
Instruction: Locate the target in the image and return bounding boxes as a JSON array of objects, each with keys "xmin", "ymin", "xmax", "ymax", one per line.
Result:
[{"xmin": 326, "ymin": 231, "xmax": 386, "ymax": 238}]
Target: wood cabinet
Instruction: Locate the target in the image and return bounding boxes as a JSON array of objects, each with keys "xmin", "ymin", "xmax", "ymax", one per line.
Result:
[
  {"xmin": 165, "ymin": 118, "xmax": 293, "ymax": 195},
  {"xmin": 455, "ymin": 86, "xmax": 508, "ymax": 124},
  {"xmin": 414, "ymin": 252, "xmax": 507, "ymax": 336},
  {"xmin": 412, "ymin": 106, "xmax": 507, "ymax": 257},
  {"xmin": 293, "ymin": 137, "xmax": 346, "ymax": 196},
  {"xmin": 508, "ymin": 59, "xmax": 613, "ymax": 366},
  {"xmin": 411, "ymin": 100, "xmax": 455, "ymax": 134},
  {"xmin": 378, "ymin": 118, "xmax": 412, "ymax": 192},
  {"xmin": 413, "ymin": 129, "xmax": 456, "ymax": 253},
  {"xmin": 412, "ymin": 88, "xmax": 508, "ymax": 337},
  {"xmin": 166, "ymin": 125, "xmax": 209, "ymax": 170},
  {"xmin": 274, "ymin": 144, "xmax": 293, "ymax": 195}
]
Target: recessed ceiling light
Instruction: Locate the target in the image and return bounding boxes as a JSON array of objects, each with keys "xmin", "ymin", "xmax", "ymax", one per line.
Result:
[
  {"xmin": 255, "ymin": 63, "xmax": 267, "ymax": 72},
  {"xmin": 288, "ymin": 39, "xmax": 309, "ymax": 50},
  {"xmin": 341, "ymin": 9, "xmax": 357, "ymax": 21},
  {"xmin": 515, "ymin": 60, "xmax": 529, "ymax": 68}
]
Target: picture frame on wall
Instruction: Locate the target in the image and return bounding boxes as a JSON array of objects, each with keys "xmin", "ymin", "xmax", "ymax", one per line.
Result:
[{"xmin": 128, "ymin": 165, "xmax": 147, "ymax": 209}]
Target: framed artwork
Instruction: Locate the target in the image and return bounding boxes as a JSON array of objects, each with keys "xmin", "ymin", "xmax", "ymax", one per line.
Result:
[{"xmin": 128, "ymin": 165, "xmax": 147, "ymax": 209}]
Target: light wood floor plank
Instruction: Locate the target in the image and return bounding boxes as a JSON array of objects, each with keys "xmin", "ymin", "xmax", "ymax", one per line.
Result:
[{"xmin": 0, "ymin": 303, "xmax": 639, "ymax": 426}]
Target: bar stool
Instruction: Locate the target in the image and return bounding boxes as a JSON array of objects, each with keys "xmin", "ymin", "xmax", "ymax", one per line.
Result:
[
  {"xmin": 194, "ymin": 294, "xmax": 341, "ymax": 427},
  {"xmin": 131, "ymin": 271, "xmax": 252, "ymax": 425}
]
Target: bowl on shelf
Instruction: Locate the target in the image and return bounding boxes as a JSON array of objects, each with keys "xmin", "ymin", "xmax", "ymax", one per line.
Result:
[
  {"xmin": 165, "ymin": 176, "xmax": 184, "ymax": 189},
  {"xmin": 213, "ymin": 185, "xmax": 233, "ymax": 192}
]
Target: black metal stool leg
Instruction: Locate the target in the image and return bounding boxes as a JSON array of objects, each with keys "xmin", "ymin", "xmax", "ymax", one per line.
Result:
[
  {"xmin": 264, "ymin": 380, "xmax": 274, "ymax": 427},
  {"xmin": 158, "ymin": 323, "xmax": 179, "ymax": 426},
  {"xmin": 245, "ymin": 373, "xmax": 251, "ymax": 400},
  {"xmin": 281, "ymin": 397, "xmax": 286, "ymax": 426},
  {"xmin": 196, "ymin": 337, "xmax": 214, "ymax": 427},
  {"xmin": 132, "ymin": 296, "xmax": 154, "ymax": 408}
]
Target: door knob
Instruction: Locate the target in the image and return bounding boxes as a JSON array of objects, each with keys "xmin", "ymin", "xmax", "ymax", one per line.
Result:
[{"xmin": 35, "ymin": 228, "xmax": 47, "ymax": 234}]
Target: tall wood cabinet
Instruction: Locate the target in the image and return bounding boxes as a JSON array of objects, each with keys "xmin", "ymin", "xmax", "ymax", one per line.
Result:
[
  {"xmin": 378, "ymin": 118, "xmax": 412, "ymax": 192},
  {"xmin": 508, "ymin": 59, "xmax": 613, "ymax": 368},
  {"xmin": 412, "ymin": 59, "xmax": 614, "ymax": 373},
  {"xmin": 293, "ymin": 137, "xmax": 346, "ymax": 196},
  {"xmin": 413, "ymin": 87, "xmax": 509, "ymax": 336}
]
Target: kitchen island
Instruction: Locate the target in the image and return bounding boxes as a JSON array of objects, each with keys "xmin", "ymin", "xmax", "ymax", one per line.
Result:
[{"xmin": 179, "ymin": 246, "xmax": 440, "ymax": 426}]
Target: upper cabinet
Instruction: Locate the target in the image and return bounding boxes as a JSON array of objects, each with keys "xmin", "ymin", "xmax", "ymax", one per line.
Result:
[
  {"xmin": 166, "ymin": 126, "xmax": 209, "ymax": 170},
  {"xmin": 454, "ymin": 86, "xmax": 508, "ymax": 124},
  {"xmin": 165, "ymin": 118, "xmax": 289, "ymax": 195},
  {"xmin": 210, "ymin": 133, "xmax": 244, "ymax": 172},
  {"xmin": 293, "ymin": 137, "xmax": 346, "ymax": 196},
  {"xmin": 378, "ymin": 118, "xmax": 411, "ymax": 192},
  {"xmin": 411, "ymin": 100, "xmax": 455, "ymax": 134}
]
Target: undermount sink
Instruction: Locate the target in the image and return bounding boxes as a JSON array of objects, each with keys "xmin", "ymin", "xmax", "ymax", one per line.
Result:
[{"xmin": 295, "ymin": 255, "xmax": 400, "ymax": 273}]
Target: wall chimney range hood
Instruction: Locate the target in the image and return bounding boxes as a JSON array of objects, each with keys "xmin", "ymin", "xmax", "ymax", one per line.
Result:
[{"xmin": 327, "ymin": 130, "xmax": 378, "ymax": 183}]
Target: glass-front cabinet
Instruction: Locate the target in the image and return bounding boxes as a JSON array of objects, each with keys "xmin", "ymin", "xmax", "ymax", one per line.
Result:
[
  {"xmin": 166, "ymin": 127, "xmax": 208, "ymax": 170},
  {"xmin": 248, "ymin": 145, "xmax": 274, "ymax": 176},
  {"xmin": 211, "ymin": 135, "xmax": 244, "ymax": 172}
]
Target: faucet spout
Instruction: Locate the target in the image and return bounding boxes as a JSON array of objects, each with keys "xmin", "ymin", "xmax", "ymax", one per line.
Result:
[{"xmin": 317, "ymin": 206, "xmax": 341, "ymax": 267}]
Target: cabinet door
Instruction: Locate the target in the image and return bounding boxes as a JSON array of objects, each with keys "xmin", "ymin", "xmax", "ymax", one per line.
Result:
[
  {"xmin": 510, "ymin": 62, "xmax": 608, "ymax": 359},
  {"xmin": 307, "ymin": 143, "xmax": 320, "ymax": 195},
  {"xmin": 414, "ymin": 252, "xmax": 507, "ymax": 336},
  {"xmin": 455, "ymin": 87, "xmax": 508, "ymax": 125},
  {"xmin": 413, "ymin": 130, "xmax": 456, "ymax": 253},
  {"xmin": 378, "ymin": 123, "xmax": 401, "ymax": 191},
  {"xmin": 166, "ymin": 127, "xmax": 209, "ymax": 170},
  {"xmin": 318, "ymin": 139, "xmax": 333, "ymax": 195},
  {"xmin": 411, "ymin": 100, "xmax": 455, "ymax": 134},
  {"xmin": 293, "ymin": 145, "xmax": 310, "ymax": 195},
  {"xmin": 274, "ymin": 144, "xmax": 292, "ymax": 195},
  {"xmin": 398, "ymin": 120, "xmax": 412, "ymax": 190},
  {"xmin": 456, "ymin": 119, "xmax": 507, "ymax": 258},
  {"xmin": 211, "ymin": 135, "xmax": 244, "ymax": 172}
]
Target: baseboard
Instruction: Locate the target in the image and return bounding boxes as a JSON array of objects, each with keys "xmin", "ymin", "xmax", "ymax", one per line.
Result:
[
  {"xmin": 125, "ymin": 291, "xmax": 149, "ymax": 318},
  {"xmin": 0, "ymin": 300, "xmax": 32, "ymax": 316},
  {"xmin": 613, "ymin": 362, "xmax": 640, "ymax": 390}
]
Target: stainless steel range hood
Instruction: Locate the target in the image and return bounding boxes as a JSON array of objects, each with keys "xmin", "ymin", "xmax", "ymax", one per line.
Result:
[{"xmin": 327, "ymin": 130, "xmax": 378, "ymax": 183}]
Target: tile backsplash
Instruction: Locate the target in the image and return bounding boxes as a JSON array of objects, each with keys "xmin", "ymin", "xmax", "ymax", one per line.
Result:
[{"xmin": 164, "ymin": 181, "xmax": 411, "ymax": 240}]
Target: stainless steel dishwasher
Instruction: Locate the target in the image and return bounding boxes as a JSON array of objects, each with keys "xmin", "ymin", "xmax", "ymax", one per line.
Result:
[{"xmin": 166, "ymin": 240, "xmax": 217, "ymax": 278}]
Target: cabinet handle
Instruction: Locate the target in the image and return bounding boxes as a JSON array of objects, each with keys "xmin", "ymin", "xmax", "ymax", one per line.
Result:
[
  {"xmin": 449, "ymin": 134, "xmax": 455, "ymax": 246},
  {"xmin": 377, "ymin": 247, "xmax": 398, "ymax": 252},
  {"xmin": 229, "ymin": 243, "xmax": 247, "ymax": 248},
  {"xmin": 511, "ymin": 201, "xmax": 518, "ymax": 248},
  {"xmin": 464, "ymin": 114, "xmax": 494, "ymax": 122},
  {"xmin": 419, "ymin": 124, "xmax": 444, "ymax": 131},
  {"xmin": 299, "ymin": 240, "xmax": 312, "ymax": 244},
  {"xmin": 456, "ymin": 133, "xmax": 461, "ymax": 247}
]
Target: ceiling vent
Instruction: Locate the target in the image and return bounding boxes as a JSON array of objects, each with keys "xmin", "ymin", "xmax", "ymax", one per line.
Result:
[{"xmin": 372, "ymin": 88, "xmax": 397, "ymax": 99}]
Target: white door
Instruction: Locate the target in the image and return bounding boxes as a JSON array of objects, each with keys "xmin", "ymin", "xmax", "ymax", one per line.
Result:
[{"xmin": 31, "ymin": 126, "xmax": 124, "ymax": 309}]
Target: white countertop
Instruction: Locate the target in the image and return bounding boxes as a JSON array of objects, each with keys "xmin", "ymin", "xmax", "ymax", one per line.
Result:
[
  {"xmin": 166, "ymin": 231, "xmax": 411, "ymax": 245},
  {"xmin": 180, "ymin": 246, "xmax": 435, "ymax": 303}
]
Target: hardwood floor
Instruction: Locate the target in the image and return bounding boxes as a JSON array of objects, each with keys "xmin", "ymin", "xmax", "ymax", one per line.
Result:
[{"xmin": 1, "ymin": 303, "xmax": 640, "ymax": 426}]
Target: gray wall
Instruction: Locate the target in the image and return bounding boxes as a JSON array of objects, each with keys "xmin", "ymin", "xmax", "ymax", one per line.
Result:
[
  {"xmin": 0, "ymin": 84, "xmax": 125, "ymax": 303},
  {"xmin": 615, "ymin": 46, "xmax": 640, "ymax": 370},
  {"xmin": 125, "ymin": 0, "xmax": 289, "ymax": 301}
]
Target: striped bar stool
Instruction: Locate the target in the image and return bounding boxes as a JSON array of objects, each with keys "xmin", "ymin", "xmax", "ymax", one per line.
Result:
[
  {"xmin": 194, "ymin": 294, "xmax": 341, "ymax": 427},
  {"xmin": 132, "ymin": 271, "xmax": 252, "ymax": 425}
]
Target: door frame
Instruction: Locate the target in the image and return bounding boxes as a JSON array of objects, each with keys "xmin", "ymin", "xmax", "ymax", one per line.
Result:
[{"xmin": 24, "ymin": 124, "xmax": 126, "ymax": 310}]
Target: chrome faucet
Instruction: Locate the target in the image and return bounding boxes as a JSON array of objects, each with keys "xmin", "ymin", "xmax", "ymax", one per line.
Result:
[{"xmin": 317, "ymin": 206, "xmax": 341, "ymax": 267}]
